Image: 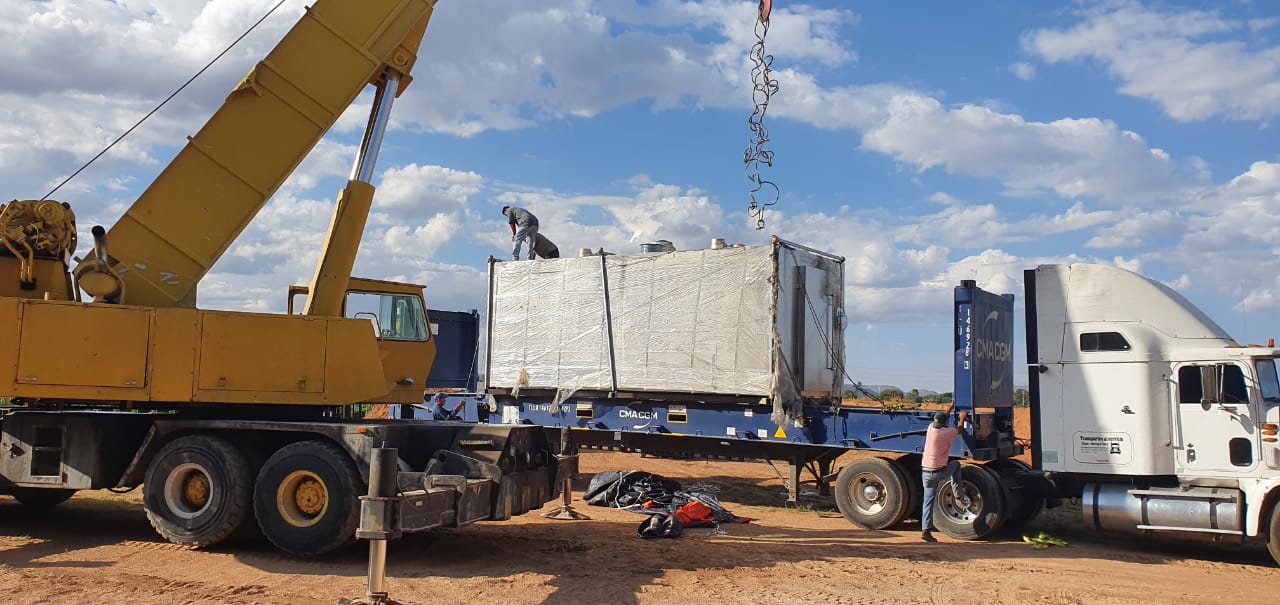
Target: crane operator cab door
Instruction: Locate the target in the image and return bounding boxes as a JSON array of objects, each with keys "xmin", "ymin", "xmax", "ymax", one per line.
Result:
[
  {"xmin": 343, "ymin": 289, "xmax": 434, "ymax": 402},
  {"xmin": 1174, "ymin": 362, "xmax": 1259, "ymax": 474},
  {"xmin": 288, "ymin": 282, "xmax": 435, "ymax": 404}
]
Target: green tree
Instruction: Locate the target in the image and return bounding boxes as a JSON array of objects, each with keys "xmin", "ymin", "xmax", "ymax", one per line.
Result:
[
  {"xmin": 1013, "ymin": 388, "xmax": 1030, "ymax": 407},
  {"xmin": 880, "ymin": 388, "xmax": 904, "ymax": 400}
]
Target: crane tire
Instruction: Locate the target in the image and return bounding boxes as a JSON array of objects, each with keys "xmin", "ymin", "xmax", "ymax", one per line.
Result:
[
  {"xmin": 254, "ymin": 440, "xmax": 362, "ymax": 556},
  {"xmin": 143, "ymin": 434, "xmax": 253, "ymax": 548}
]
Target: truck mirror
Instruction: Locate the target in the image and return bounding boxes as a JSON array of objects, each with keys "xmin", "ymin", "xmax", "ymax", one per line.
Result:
[{"xmin": 1199, "ymin": 365, "xmax": 1219, "ymax": 407}]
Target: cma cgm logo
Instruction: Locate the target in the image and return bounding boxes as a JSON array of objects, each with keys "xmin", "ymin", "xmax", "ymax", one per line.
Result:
[
  {"xmin": 620, "ymin": 409, "xmax": 656, "ymax": 420},
  {"xmin": 977, "ymin": 310, "xmax": 1012, "ymax": 390}
]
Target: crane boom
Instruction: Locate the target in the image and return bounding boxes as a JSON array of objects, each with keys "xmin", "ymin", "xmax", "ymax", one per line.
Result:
[{"xmin": 94, "ymin": 0, "xmax": 436, "ymax": 308}]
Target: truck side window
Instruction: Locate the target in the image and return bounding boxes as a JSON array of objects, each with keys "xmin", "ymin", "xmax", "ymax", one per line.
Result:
[
  {"xmin": 1178, "ymin": 366, "xmax": 1203, "ymax": 403},
  {"xmin": 344, "ymin": 292, "xmax": 429, "ymax": 341},
  {"xmin": 1080, "ymin": 332, "xmax": 1131, "ymax": 352},
  {"xmin": 1179, "ymin": 364, "xmax": 1248, "ymax": 404},
  {"xmin": 1222, "ymin": 364, "xmax": 1247, "ymax": 403}
]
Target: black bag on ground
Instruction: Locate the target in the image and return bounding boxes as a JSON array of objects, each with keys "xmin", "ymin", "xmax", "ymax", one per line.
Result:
[{"xmin": 636, "ymin": 514, "xmax": 683, "ymax": 539}]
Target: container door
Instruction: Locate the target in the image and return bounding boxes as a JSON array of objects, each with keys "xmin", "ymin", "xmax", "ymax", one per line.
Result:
[{"xmin": 800, "ymin": 265, "xmax": 834, "ymax": 392}]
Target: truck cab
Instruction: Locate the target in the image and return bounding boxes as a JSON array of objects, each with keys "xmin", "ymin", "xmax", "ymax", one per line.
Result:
[
  {"xmin": 1027, "ymin": 263, "xmax": 1280, "ymax": 559},
  {"xmin": 288, "ymin": 277, "xmax": 436, "ymax": 405}
]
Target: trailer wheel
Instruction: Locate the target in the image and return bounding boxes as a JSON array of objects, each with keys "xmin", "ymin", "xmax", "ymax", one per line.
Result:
[
  {"xmin": 984, "ymin": 459, "xmax": 1043, "ymax": 531},
  {"xmin": 834, "ymin": 457, "xmax": 911, "ymax": 529},
  {"xmin": 1268, "ymin": 502, "xmax": 1280, "ymax": 567},
  {"xmin": 143, "ymin": 435, "xmax": 253, "ymax": 547},
  {"xmin": 254, "ymin": 440, "xmax": 362, "ymax": 556},
  {"xmin": 933, "ymin": 463, "xmax": 1007, "ymax": 540},
  {"xmin": 893, "ymin": 454, "xmax": 924, "ymax": 522},
  {"xmin": 11, "ymin": 488, "xmax": 75, "ymax": 509}
]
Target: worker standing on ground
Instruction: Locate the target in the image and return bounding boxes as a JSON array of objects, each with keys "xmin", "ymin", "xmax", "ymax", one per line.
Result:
[
  {"xmin": 502, "ymin": 205, "xmax": 539, "ymax": 260},
  {"xmin": 920, "ymin": 405, "xmax": 968, "ymax": 542}
]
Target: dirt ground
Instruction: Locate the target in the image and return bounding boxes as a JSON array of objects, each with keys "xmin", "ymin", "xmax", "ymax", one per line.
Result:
[{"xmin": 0, "ymin": 448, "xmax": 1276, "ymax": 605}]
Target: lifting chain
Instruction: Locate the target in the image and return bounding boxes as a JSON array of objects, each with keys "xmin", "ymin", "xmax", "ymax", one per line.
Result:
[{"xmin": 744, "ymin": 0, "xmax": 779, "ymax": 230}]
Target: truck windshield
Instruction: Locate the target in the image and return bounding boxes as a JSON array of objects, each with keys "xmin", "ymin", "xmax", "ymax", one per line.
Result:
[{"xmin": 1256, "ymin": 358, "xmax": 1280, "ymax": 403}]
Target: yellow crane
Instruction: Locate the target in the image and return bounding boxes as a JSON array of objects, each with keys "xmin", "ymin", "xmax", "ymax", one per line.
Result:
[{"xmin": 0, "ymin": 0, "xmax": 570, "ymax": 556}]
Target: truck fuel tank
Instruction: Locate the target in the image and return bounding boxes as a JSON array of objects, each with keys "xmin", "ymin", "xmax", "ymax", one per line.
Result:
[{"xmin": 1083, "ymin": 483, "xmax": 1243, "ymax": 540}]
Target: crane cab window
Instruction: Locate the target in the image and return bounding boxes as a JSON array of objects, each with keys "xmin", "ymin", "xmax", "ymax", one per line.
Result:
[
  {"xmin": 345, "ymin": 292, "xmax": 429, "ymax": 341},
  {"xmin": 1080, "ymin": 332, "xmax": 1131, "ymax": 352},
  {"xmin": 1178, "ymin": 364, "xmax": 1248, "ymax": 404}
]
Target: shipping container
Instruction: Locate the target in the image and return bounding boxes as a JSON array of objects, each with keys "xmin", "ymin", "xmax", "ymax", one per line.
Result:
[{"xmin": 484, "ymin": 237, "xmax": 845, "ymax": 418}]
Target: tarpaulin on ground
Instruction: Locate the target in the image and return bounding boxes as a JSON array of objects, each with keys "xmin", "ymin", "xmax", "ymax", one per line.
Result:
[{"xmin": 584, "ymin": 470, "xmax": 750, "ymax": 538}]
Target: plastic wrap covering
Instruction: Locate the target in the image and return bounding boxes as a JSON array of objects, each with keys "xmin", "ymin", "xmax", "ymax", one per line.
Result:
[
  {"xmin": 488, "ymin": 258, "xmax": 612, "ymax": 393},
  {"xmin": 608, "ymin": 246, "xmax": 774, "ymax": 395},
  {"xmin": 488, "ymin": 240, "xmax": 845, "ymax": 423},
  {"xmin": 489, "ymin": 244, "xmax": 808, "ymax": 399}
]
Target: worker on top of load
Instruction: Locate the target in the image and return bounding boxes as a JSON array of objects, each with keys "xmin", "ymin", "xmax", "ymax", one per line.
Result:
[
  {"xmin": 502, "ymin": 205, "xmax": 539, "ymax": 260},
  {"xmin": 920, "ymin": 404, "xmax": 969, "ymax": 543},
  {"xmin": 532, "ymin": 232, "xmax": 560, "ymax": 259}
]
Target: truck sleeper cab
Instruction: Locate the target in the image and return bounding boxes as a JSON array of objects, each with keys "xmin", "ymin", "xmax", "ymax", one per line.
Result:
[{"xmin": 1027, "ymin": 263, "xmax": 1280, "ymax": 564}]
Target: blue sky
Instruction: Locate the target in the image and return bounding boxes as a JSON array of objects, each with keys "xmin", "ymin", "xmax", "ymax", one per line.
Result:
[{"xmin": 3, "ymin": 0, "xmax": 1280, "ymax": 393}]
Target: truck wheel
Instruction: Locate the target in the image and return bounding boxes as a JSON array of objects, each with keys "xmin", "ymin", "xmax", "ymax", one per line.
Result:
[
  {"xmin": 1268, "ymin": 502, "xmax": 1280, "ymax": 566},
  {"xmin": 143, "ymin": 435, "xmax": 253, "ymax": 547},
  {"xmin": 834, "ymin": 457, "xmax": 910, "ymax": 529},
  {"xmin": 254, "ymin": 440, "xmax": 362, "ymax": 556},
  {"xmin": 933, "ymin": 463, "xmax": 1007, "ymax": 540},
  {"xmin": 893, "ymin": 454, "xmax": 924, "ymax": 521},
  {"xmin": 11, "ymin": 488, "xmax": 75, "ymax": 508},
  {"xmin": 984, "ymin": 458, "xmax": 1043, "ymax": 531}
]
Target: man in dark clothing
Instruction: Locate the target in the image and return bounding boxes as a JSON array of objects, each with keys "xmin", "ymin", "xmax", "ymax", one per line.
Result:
[
  {"xmin": 502, "ymin": 205, "xmax": 539, "ymax": 260},
  {"xmin": 532, "ymin": 232, "xmax": 560, "ymax": 259},
  {"xmin": 429, "ymin": 392, "xmax": 462, "ymax": 421}
]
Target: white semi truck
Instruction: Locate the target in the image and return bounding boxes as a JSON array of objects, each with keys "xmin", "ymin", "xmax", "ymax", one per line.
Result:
[{"xmin": 1020, "ymin": 263, "xmax": 1280, "ymax": 563}]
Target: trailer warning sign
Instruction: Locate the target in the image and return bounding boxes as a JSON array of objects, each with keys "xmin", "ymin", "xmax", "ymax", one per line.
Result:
[{"xmin": 1073, "ymin": 432, "xmax": 1133, "ymax": 465}]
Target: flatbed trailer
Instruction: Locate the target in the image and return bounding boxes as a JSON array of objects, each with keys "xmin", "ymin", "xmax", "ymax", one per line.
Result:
[{"xmin": 484, "ymin": 242, "xmax": 1022, "ymax": 535}]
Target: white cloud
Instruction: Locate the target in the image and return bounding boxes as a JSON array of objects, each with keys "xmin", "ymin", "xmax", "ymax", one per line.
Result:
[
  {"xmin": 862, "ymin": 94, "xmax": 1186, "ymax": 204},
  {"xmin": 1085, "ymin": 209, "xmax": 1185, "ymax": 249},
  {"xmin": 377, "ymin": 164, "xmax": 486, "ymax": 216},
  {"xmin": 1023, "ymin": 1, "xmax": 1280, "ymax": 122},
  {"xmin": 1010, "ymin": 61, "xmax": 1036, "ymax": 81}
]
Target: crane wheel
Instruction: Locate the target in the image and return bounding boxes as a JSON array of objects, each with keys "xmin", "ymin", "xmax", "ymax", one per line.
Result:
[
  {"xmin": 254, "ymin": 440, "xmax": 362, "ymax": 556},
  {"xmin": 143, "ymin": 435, "xmax": 253, "ymax": 548},
  {"xmin": 11, "ymin": 488, "xmax": 76, "ymax": 509},
  {"xmin": 933, "ymin": 463, "xmax": 1007, "ymax": 540},
  {"xmin": 834, "ymin": 457, "xmax": 911, "ymax": 530}
]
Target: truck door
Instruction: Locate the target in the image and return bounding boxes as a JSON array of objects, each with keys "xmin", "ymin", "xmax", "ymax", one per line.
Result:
[
  {"xmin": 345, "ymin": 291, "xmax": 434, "ymax": 403},
  {"xmin": 1174, "ymin": 362, "xmax": 1258, "ymax": 473}
]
